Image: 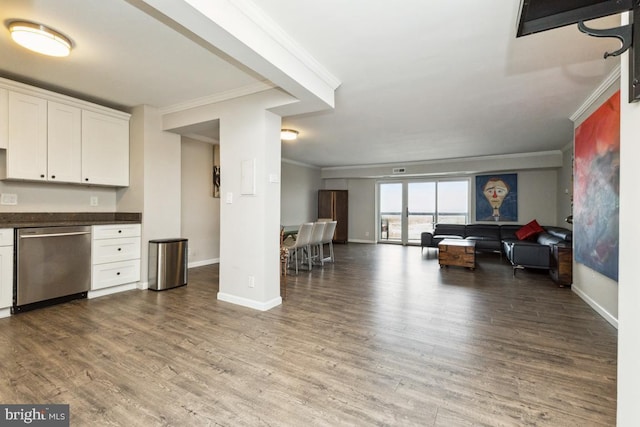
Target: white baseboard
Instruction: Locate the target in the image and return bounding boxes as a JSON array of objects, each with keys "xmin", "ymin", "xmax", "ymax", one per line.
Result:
[
  {"xmin": 0, "ymin": 307, "xmax": 10, "ymax": 318},
  {"xmin": 188, "ymin": 258, "xmax": 219, "ymax": 268},
  {"xmin": 572, "ymin": 285, "xmax": 618, "ymax": 329},
  {"xmin": 88, "ymin": 283, "xmax": 138, "ymax": 299},
  {"xmin": 348, "ymin": 239, "xmax": 376, "ymax": 244},
  {"xmin": 217, "ymin": 292, "xmax": 282, "ymax": 311}
]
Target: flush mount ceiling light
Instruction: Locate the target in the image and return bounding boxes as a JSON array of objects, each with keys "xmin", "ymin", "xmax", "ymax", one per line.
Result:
[
  {"xmin": 8, "ymin": 20, "xmax": 72, "ymax": 57},
  {"xmin": 281, "ymin": 129, "xmax": 299, "ymax": 141}
]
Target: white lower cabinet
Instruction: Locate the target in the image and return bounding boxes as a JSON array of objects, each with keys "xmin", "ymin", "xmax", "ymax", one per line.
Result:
[
  {"xmin": 0, "ymin": 229, "xmax": 14, "ymax": 316},
  {"xmin": 91, "ymin": 224, "xmax": 141, "ymax": 293}
]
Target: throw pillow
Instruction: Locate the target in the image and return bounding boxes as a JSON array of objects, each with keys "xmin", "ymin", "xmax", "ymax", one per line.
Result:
[{"xmin": 515, "ymin": 219, "xmax": 544, "ymax": 240}]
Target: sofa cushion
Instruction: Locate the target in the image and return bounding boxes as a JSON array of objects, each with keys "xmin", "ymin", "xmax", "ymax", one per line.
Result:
[
  {"xmin": 433, "ymin": 224, "xmax": 466, "ymax": 238},
  {"xmin": 500, "ymin": 225, "xmax": 522, "ymax": 241},
  {"xmin": 464, "ymin": 224, "xmax": 500, "ymax": 239},
  {"xmin": 545, "ymin": 226, "xmax": 573, "ymax": 242},
  {"xmin": 434, "ymin": 235, "xmax": 464, "ymax": 241},
  {"xmin": 515, "ymin": 219, "xmax": 544, "ymax": 240},
  {"xmin": 536, "ymin": 232, "xmax": 564, "ymax": 247}
]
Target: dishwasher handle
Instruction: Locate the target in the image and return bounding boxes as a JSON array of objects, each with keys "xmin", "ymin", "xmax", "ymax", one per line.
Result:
[{"xmin": 19, "ymin": 231, "xmax": 91, "ymax": 239}]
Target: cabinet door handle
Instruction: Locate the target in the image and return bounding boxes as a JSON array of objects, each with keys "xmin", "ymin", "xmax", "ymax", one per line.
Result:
[
  {"xmin": 85, "ymin": 178, "xmax": 89, "ymax": 182},
  {"xmin": 40, "ymin": 174, "xmax": 45, "ymax": 178},
  {"xmin": 51, "ymin": 175, "xmax": 56, "ymax": 179},
  {"xmin": 117, "ymin": 248, "xmax": 122, "ymax": 251},
  {"xmin": 116, "ymin": 272, "xmax": 121, "ymax": 275}
]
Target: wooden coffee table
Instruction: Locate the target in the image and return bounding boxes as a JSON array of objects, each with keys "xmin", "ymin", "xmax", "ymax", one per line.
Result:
[{"xmin": 438, "ymin": 239, "xmax": 476, "ymax": 270}]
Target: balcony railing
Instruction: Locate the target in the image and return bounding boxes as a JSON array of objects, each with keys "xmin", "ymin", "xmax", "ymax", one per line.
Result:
[{"xmin": 379, "ymin": 212, "xmax": 468, "ymax": 241}]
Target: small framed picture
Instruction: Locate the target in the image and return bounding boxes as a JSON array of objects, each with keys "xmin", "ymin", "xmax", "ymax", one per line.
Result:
[{"xmin": 213, "ymin": 166, "xmax": 220, "ymax": 198}]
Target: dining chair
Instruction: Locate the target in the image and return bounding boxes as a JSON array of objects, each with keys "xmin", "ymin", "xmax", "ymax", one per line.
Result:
[
  {"xmin": 283, "ymin": 222, "xmax": 313, "ymax": 274},
  {"xmin": 319, "ymin": 220, "xmax": 338, "ymax": 264},
  {"xmin": 307, "ymin": 221, "xmax": 326, "ymax": 270},
  {"xmin": 279, "ymin": 226, "xmax": 289, "ymax": 300}
]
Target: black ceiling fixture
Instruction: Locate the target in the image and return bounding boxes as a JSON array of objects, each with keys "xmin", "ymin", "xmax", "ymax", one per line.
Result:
[{"xmin": 517, "ymin": 0, "xmax": 640, "ymax": 103}]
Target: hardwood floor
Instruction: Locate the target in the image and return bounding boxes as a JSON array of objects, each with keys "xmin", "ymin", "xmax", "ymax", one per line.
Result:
[{"xmin": 0, "ymin": 244, "xmax": 617, "ymax": 426}]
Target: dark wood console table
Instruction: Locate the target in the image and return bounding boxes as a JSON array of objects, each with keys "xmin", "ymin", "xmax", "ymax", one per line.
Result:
[{"xmin": 550, "ymin": 245, "xmax": 572, "ymax": 287}]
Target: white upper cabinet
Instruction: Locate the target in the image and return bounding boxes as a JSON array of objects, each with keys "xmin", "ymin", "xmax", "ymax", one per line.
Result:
[
  {"xmin": 81, "ymin": 110, "xmax": 129, "ymax": 187},
  {"xmin": 0, "ymin": 78, "xmax": 130, "ymax": 187},
  {"xmin": 0, "ymin": 88, "xmax": 7, "ymax": 149},
  {"xmin": 48, "ymin": 101, "xmax": 82, "ymax": 183},
  {"xmin": 7, "ymin": 91, "xmax": 48, "ymax": 181}
]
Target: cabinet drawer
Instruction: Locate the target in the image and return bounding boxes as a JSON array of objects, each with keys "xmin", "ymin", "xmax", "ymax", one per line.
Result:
[
  {"xmin": 0, "ymin": 229, "xmax": 13, "ymax": 246},
  {"xmin": 92, "ymin": 237, "xmax": 140, "ymax": 264},
  {"xmin": 93, "ymin": 224, "xmax": 140, "ymax": 239},
  {"xmin": 92, "ymin": 259, "xmax": 140, "ymax": 290}
]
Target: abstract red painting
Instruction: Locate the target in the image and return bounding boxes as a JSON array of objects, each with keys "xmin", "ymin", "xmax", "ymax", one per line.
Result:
[{"xmin": 574, "ymin": 90, "xmax": 620, "ymax": 281}]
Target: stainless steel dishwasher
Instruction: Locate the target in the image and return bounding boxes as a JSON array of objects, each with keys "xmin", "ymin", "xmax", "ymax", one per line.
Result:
[{"xmin": 14, "ymin": 225, "xmax": 92, "ymax": 313}]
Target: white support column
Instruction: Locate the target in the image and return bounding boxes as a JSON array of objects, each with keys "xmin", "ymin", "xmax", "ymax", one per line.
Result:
[
  {"xmin": 216, "ymin": 106, "xmax": 282, "ymax": 310},
  {"xmin": 617, "ymin": 12, "xmax": 640, "ymax": 425},
  {"xmin": 162, "ymin": 89, "xmax": 301, "ymax": 310}
]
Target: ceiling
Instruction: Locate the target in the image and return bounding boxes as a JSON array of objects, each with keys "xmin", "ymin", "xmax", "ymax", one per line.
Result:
[{"xmin": 0, "ymin": 0, "xmax": 624, "ymax": 168}]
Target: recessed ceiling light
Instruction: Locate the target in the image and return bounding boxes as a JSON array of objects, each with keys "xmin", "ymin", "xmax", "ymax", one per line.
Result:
[
  {"xmin": 281, "ymin": 129, "xmax": 299, "ymax": 141},
  {"xmin": 8, "ymin": 20, "xmax": 72, "ymax": 57}
]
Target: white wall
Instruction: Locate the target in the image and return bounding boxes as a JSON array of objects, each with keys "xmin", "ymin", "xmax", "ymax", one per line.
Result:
[
  {"xmin": 128, "ymin": 105, "xmax": 182, "ymax": 285},
  {"xmin": 280, "ymin": 160, "xmax": 321, "ymax": 225},
  {"xmin": 617, "ymin": 28, "xmax": 640, "ymax": 426},
  {"xmin": 347, "ymin": 179, "xmax": 376, "ymax": 243},
  {"xmin": 181, "ymin": 137, "xmax": 220, "ymax": 266}
]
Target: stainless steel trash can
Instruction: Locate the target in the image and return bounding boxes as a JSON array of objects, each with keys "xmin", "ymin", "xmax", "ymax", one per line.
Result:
[{"xmin": 148, "ymin": 238, "xmax": 188, "ymax": 291}]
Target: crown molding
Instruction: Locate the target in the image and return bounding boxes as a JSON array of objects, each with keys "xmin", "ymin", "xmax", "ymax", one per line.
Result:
[
  {"xmin": 282, "ymin": 157, "xmax": 320, "ymax": 169},
  {"xmin": 183, "ymin": 133, "xmax": 219, "ymax": 144},
  {"xmin": 320, "ymin": 150, "xmax": 563, "ymax": 171},
  {"xmin": 570, "ymin": 64, "xmax": 621, "ymax": 122},
  {"xmin": 158, "ymin": 80, "xmax": 275, "ymax": 115}
]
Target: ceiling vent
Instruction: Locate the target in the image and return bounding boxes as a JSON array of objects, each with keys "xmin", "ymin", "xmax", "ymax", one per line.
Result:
[{"xmin": 392, "ymin": 167, "xmax": 406, "ymax": 174}]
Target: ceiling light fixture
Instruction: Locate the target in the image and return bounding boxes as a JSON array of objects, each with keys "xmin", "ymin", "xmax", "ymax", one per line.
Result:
[
  {"xmin": 281, "ymin": 129, "xmax": 299, "ymax": 141},
  {"xmin": 8, "ymin": 20, "xmax": 72, "ymax": 57}
]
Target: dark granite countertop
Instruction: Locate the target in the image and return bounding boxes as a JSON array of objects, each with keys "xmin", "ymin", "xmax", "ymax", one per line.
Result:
[{"xmin": 0, "ymin": 212, "xmax": 141, "ymax": 228}]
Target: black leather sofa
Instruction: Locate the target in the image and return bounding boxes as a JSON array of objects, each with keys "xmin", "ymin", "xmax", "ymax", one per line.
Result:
[
  {"xmin": 501, "ymin": 226, "xmax": 572, "ymax": 273},
  {"xmin": 421, "ymin": 223, "xmax": 573, "ymax": 274},
  {"xmin": 421, "ymin": 223, "xmax": 511, "ymax": 253}
]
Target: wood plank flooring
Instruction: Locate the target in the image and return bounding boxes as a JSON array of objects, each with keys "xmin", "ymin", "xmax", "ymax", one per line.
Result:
[{"xmin": 0, "ymin": 244, "xmax": 617, "ymax": 426}]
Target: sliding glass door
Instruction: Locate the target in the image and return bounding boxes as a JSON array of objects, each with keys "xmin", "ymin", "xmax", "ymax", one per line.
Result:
[
  {"xmin": 408, "ymin": 182, "xmax": 436, "ymax": 243},
  {"xmin": 379, "ymin": 179, "xmax": 469, "ymax": 245},
  {"xmin": 379, "ymin": 183, "xmax": 402, "ymax": 243}
]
